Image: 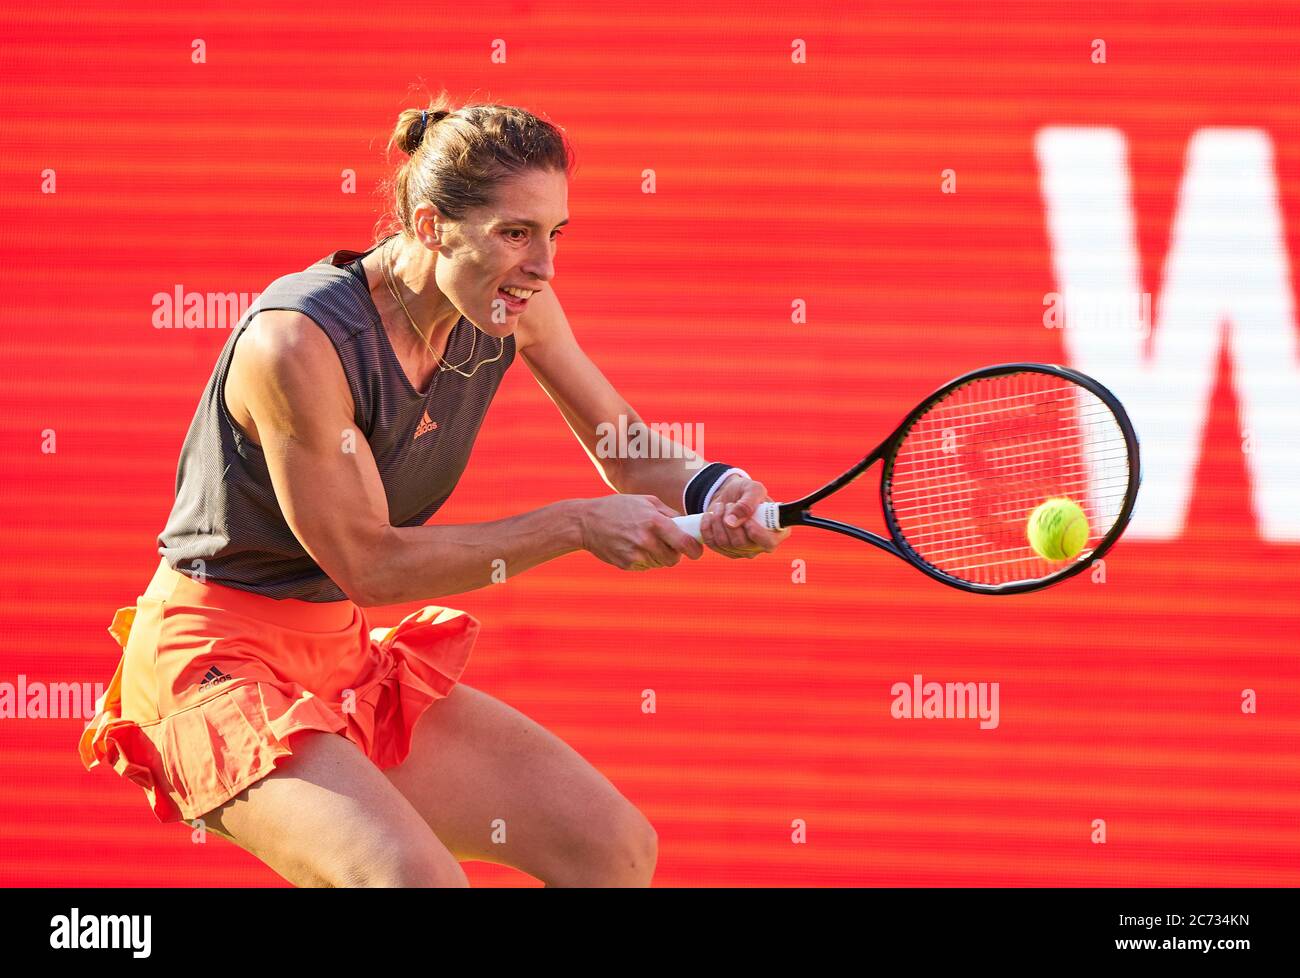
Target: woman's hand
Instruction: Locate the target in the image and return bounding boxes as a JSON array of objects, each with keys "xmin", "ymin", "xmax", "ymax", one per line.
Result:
[
  {"xmin": 578, "ymin": 495, "xmax": 705, "ymax": 571},
  {"xmin": 699, "ymin": 477, "xmax": 791, "ymax": 558}
]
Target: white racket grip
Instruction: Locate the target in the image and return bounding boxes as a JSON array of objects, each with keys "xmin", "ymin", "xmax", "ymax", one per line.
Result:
[{"xmin": 673, "ymin": 501, "xmax": 781, "ymax": 541}]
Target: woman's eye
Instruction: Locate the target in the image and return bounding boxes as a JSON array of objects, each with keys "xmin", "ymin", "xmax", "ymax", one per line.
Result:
[{"xmin": 505, "ymin": 229, "xmax": 563, "ymax": 242}]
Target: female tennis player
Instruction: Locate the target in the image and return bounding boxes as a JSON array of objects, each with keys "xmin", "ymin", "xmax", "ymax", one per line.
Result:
[{"xmin": 79, "ymin": 96, "xmax": 788, "ymax": 887}]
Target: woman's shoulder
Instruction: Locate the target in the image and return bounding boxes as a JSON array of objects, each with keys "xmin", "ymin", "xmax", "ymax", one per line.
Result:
[
  {"xmin": 227, "ymin": 307, "xmax": 357, "ymax": 444},
  {"xmin": 248, "ymin": 253, "xmax": 377, "ymax": 344}
]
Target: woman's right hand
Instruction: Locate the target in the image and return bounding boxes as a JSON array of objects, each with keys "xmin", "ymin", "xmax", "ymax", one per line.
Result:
[{"xmin": 577, "ymin": 495, "xmax": 704, "ymax": 571}]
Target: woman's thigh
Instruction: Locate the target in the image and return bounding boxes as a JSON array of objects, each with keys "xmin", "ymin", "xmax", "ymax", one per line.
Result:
[
  {"xmin": 198, "ymin": 728, "xmax": 467, "ymax": 887},
  {"xmin": 381, "ymin": 683, "xmax": 657, "ymax": 886}
]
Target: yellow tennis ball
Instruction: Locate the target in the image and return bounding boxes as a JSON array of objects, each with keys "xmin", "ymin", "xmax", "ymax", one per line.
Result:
[{"xmin": 1027, "ymin": 497, "xmax": 1090, "ymax": 561}]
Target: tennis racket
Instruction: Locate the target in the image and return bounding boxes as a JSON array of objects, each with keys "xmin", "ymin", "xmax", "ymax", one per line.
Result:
[{"xmin": 673, "ymin": 362, "xmax": 1140, "ymax": 595}]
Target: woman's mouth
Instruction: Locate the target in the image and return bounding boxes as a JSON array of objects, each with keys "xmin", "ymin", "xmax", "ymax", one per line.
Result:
[{"xmin": 497, "ymin": 286, "xmax": 534, "ymax": 313}]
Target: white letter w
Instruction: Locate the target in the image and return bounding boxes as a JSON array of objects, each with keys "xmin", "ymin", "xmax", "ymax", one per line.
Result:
[{"xmin": 1036, "ymin": 127, "xmax": 1300, "ymax": 540}]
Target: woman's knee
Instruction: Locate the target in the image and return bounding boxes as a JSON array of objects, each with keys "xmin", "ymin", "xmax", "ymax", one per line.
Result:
[
  {"xmin": 550, "ymin": 805, "xmax": 658, "ymax": 887},
  {"xmin": 336, "ymin": 845, "xmax": 470, "ymax": 888},
  {"xmin": 607, "ymin": 809, "xmax": 658, "ymax": 886}
]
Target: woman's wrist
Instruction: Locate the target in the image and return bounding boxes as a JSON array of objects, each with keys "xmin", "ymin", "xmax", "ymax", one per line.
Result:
[
  {"xmin": 683, "ymin": 463, "xmax": 751, "ymax": 514},
  {"xmin": 557, "ymin": 498, "xmax": 593, "ymax": 553},
  {"xmin": 701, "ymin": 468, "xmax": 749, "ymax": 512}
]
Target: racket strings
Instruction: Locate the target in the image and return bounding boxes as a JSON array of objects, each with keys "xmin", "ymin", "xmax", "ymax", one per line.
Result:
[
  {"xmin": 892, "ymin": 416, "xmax": 1124, "ymax": 457},
  {"xmin": 890, "ymin": 471, "xmax": 1131, "ymax": 509},
  {"xmin": 893, "ymin": 483, "xmax": 1131, "ymax": 527},
  {"xmin": 888, "ymin": 450, "xmax": 1131, "ymax": 493},
  {"xmin": 885, "ymin": 371, "xmax": 1132, "ymax": 586}
]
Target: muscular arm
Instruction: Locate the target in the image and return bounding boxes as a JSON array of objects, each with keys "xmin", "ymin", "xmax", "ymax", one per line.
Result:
[
  {"xmin": 237, "ymin": 311, "xmax": 587, "ymax": 606},
  {"xmin": 516, "ymin": 286, "xmax": 703, "ymax": 511},
  {"xmin": 516, "ymin": 287, "xmax": 788, "ymax": 558}
]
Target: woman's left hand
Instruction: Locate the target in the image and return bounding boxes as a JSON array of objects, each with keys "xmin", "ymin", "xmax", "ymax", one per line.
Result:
[{"xmin": 699, "ymin": 476, "xmax": 791, "ymax": 559}]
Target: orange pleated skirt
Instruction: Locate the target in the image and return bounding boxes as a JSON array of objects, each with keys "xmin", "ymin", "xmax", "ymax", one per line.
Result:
[{"xmin": 78, "ymin": 558, "xmax": 478, "ymax": 823}]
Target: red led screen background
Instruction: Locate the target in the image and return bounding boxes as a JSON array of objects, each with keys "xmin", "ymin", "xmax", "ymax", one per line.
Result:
[{"xmin": 1, "ymin": 1, "xmax": 1298, "ymax": 886}]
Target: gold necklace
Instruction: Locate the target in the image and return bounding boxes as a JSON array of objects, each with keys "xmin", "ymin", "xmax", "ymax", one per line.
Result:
[{"xmin": 381, "ymin": 238, "xmax": 504, "ymax": 380}]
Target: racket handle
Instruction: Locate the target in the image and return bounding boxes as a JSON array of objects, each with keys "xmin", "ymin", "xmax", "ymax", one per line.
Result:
[{"xmin": 673, "ymin": 501, "xmax": 781, "ymax": 541}]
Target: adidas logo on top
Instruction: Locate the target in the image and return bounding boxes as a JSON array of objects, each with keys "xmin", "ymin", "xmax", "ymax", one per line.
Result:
[{"xmin": 414, "ymin": 410, "xmax": 439, "ymax": 440}]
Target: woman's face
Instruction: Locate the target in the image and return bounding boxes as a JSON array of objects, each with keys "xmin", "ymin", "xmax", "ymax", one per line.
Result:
[{"xmin": 429, "ymin": 167, "xmax": 569, "ymax": 337}]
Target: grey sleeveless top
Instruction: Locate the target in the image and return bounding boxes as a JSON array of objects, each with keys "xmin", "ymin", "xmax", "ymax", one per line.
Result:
[{"xmin": 157, "ymin": 237, "xmax": 516, "ymax": 602}]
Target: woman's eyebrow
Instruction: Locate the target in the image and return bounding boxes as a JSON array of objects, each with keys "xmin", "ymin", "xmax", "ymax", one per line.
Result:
[{"xmin": 499, "ymin": 217, "xmax": 571, "ymax": 229}]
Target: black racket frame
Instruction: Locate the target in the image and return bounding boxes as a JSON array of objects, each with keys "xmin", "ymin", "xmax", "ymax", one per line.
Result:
[{"xmin": 773, "ymin": 362, "xmax": 1142, "ymax": 595}]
